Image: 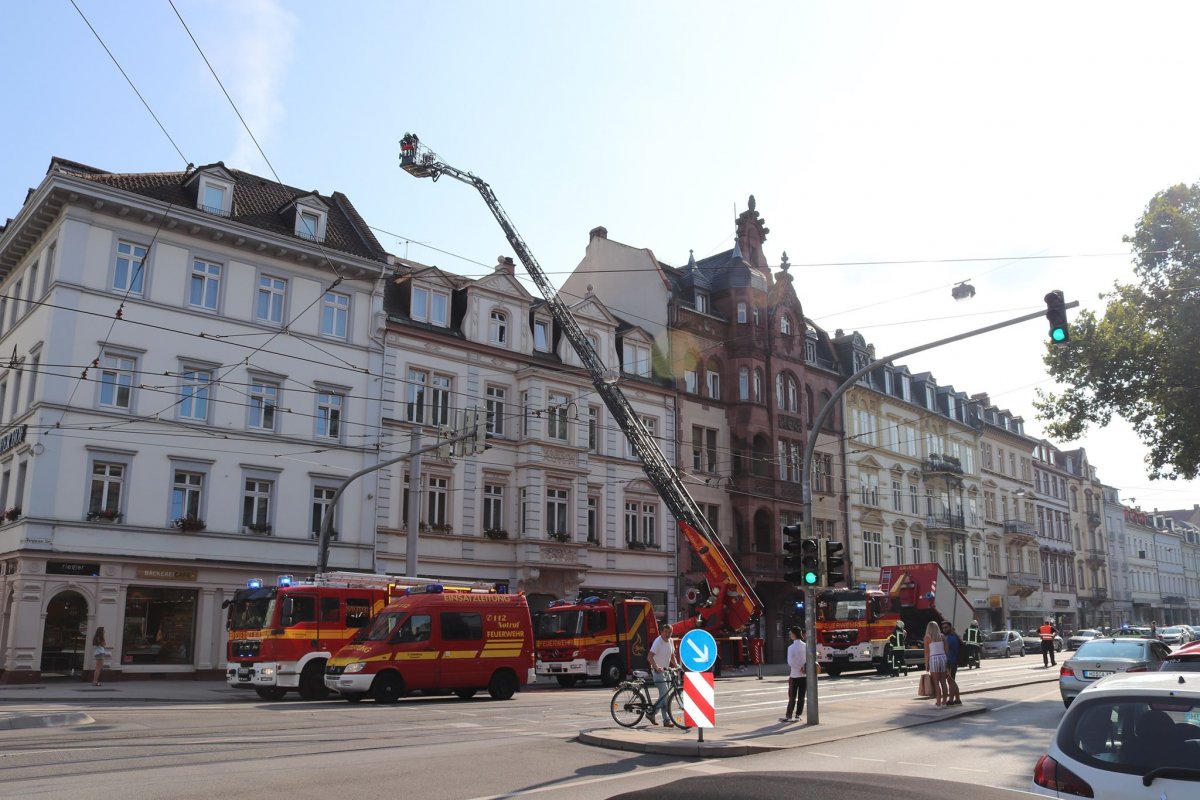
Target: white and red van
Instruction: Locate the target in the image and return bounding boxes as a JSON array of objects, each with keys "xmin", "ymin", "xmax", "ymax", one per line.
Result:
[{"xmin": 324, "ymin": 584, "xmax": 535, "ymax": 703}]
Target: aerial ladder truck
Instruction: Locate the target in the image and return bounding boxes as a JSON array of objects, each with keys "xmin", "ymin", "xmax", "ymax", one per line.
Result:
[{"xmin": 400, "ymin": 137, "xmax": 763, "ymax": 678}]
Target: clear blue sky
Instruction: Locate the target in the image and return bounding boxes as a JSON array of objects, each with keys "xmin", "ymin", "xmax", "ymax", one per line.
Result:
[{"xmin": 5, "ymin": 0, "xmax": 1199, "ymax": 509}]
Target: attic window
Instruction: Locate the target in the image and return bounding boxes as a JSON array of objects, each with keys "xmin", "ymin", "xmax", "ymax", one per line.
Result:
[
  {"xmin": 534, "ymin": 319, "xmax": 550, "ymax": 352},
  {"xmin": 295, "ymin": 207, "xmax": 327, "ymax": 242},
  {"xmin": 198, "ymin": 177, "xmax": 233, "ymax": 217},
  {"xmin": 412, "ymin": 286, "xmax": 448, "ymax": 328},
  {"xmin": 694, "ymin": 291, "xmax": 709, "ymax": 314}
]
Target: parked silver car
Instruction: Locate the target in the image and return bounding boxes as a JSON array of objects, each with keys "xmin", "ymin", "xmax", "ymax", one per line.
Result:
[
  {"xmin": 1159, "ymin": 625, "xmax": 1192, "ymax": 646},
  {"xmin": 1059, "ymin": 637, "xmax": 1173, "ymax": 706},
  {"xmin": 1023, "ymin": 628, "xmax": 1064, "ymax": 652},
  {"xmin": 981, "ymin": 630, "xmax": 1026, "ymax": 658}
]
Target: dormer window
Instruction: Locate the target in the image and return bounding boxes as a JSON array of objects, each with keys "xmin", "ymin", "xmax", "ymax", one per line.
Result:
[
  {"xmin": 622, "ymin": 341, "xmax": 650, "ymax": 377},
  {"xmin": 412, "ymin": 286, "xmax": 448, "ymax": 327},
  {"xmin": 291, "ymin": 195, "xmax": 329, "ymax": 242},
  {"xmin": 196, "ymin": 175, "xmax": 233, "ymax": 217},
  {"xmin": 695, "ymin": 291, "xmax": 709, "ymax": 314},
  {"xmin": 534, "ymin": 319, "xmax": 550, "ymax": 352},
  {"xmin": 780, "ymin": 314, "xmax": 792, "ymax": 335},
  {"xmin": 489, "ymin": 310, "xmax": 508, "ymax": 345},
  {"xmin": 298, "ymin": 211, "xmax": 320, "ymax": 239}
]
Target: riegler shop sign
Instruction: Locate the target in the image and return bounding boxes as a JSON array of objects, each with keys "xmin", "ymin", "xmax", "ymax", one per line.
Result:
[{"xmin": 0, "ymin": 424, "xmax": 27, "ymax": 456}]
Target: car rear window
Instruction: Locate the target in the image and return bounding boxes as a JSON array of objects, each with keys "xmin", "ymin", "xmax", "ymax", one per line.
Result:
[
  {"xmin": 1061, "ymin": 696, "xmax": 1200, "ymax": 774},
  {"xmin": 1075, "ymin": 640, "xmax": 1146, "ymax": 660},
  {"xmin": 1074, "ymin": 630, "xmax": 1099, "ymax": 638},
  {"xmin": 1161, "ymin": 657, "xmax": 1200, "ymax": 673}
]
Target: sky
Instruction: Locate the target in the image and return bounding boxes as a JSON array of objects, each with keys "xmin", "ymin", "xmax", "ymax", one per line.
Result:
[{"xmin": 3, "ymin": 0, "xmax": 1199, "ymax": 511}]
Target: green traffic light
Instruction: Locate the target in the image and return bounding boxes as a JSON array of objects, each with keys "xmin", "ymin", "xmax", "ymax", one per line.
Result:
[
  {"xmin": 803, "ymin": 571, "xmax": 818, "ymax": 585},
  {"xmin": 1051, "ymin": 327, "xmax": 1067, "ymax": 342}
]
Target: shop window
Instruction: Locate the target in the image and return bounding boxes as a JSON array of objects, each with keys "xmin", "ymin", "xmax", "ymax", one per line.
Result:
[{"xmin": 121, "ymin": 587, "xmax": 197, "ymax": 666}]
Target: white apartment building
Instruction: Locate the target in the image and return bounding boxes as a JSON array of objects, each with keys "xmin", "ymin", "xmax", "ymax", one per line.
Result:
[
  {"xmin": 974, "ymin": 397, "xmax": 1037, "ymax": 631},
  {"xmin": 1124, "ymin": 507, "xmax": 1160, "ymax": 625},
  {"xmin": 376, "ymin": 256, "xmax": 680, "ymax": 618},
  {"xmin": 1103, "ymin": 486, "xmax": 1134, "ymax": 626},
  {"xmin": 1031, "ymin": 442, "xmax": 1076, "ymax": 630},
  {"xmin": 0, "ymin": 159, "xmax": 389, "ymax": 681}
]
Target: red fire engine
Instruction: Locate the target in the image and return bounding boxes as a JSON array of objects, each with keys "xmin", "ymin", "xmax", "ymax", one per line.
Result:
[
  {"xmin": 533, "ymin": 519, "xmax": 764, "ymax": 686},
  {"xmin": 225, "ymin": 572, "xmax": 499, "ymax": 700},
  {"xmin": 814, "ymin": 562, "xmax": 974, "ymax": 676}
]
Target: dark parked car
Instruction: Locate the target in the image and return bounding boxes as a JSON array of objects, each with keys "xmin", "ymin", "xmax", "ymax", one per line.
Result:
[{"xmin": 1066, "ymin": 629, "xmax": 1101, "ymax": 650}]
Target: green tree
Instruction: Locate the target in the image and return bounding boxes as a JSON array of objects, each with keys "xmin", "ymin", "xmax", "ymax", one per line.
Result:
[{"xmin": 1035, "ymin": 182, "xmax": 1200, "ymax": 480}]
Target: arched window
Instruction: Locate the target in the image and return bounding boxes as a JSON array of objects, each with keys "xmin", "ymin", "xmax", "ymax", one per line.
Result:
[
  {"xmin": 780, "ymin": 314, "xmax": 792, "ymax": 335},
  {"xmin": 787, "ymin": 375, "xmax": 799, "ymax": 413},
  {"xmin": 753, "ymin": 368, "xmax": 763, "ymax": 403},
  {"xmin": 738, "ymin": 367, "xmax": 750, "ymax": 401},
  {"xmin": 736, "ymin": 302, "xmax": 747, "ymax": 323},
  {"xmin": 489, "ymin": 309, "xmax": 508, "ymax": 345}
]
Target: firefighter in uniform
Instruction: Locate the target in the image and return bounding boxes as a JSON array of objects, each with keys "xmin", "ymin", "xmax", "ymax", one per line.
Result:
[
  {"xmin": 886, "ymin": 621, "xmax": 907, "ymax": 676},
  {"xmin": 963, "ymin": 620, "xmax": 981, "ymax": 669},
  {"xmin": 1039, "ymin": 619, "xmax": 1058, "ymax": 667}
]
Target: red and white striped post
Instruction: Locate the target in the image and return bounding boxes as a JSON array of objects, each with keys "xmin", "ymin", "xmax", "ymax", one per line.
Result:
[{"xmin": 683, "ymin": 671, "xmax": 715, "ymax": 741}]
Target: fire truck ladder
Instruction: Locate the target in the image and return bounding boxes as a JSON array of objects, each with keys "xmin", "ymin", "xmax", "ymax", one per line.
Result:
[{"xmin": 400, "ymin": 139, "xmax": 761, "ymax": 627}]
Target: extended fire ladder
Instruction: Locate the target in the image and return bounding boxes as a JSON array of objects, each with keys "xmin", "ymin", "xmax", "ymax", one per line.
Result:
[{"xmin": 400, "ymin": 138, "xmax": 761, "ymax": 630}]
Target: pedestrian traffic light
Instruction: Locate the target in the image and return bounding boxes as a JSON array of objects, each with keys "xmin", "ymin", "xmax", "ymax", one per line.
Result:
[
  {"xmin": 1044, "ymin": 290, "xmax": 1070, "ymax": 344},
  {"xmin": 823, "ymin": 539, "xmax": 846, "ymax": 587}
]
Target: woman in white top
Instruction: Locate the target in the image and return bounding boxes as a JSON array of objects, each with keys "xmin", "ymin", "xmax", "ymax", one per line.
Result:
[{"xmin": 923, "ymin": 620, "xmax": 948, "ymax": 707}]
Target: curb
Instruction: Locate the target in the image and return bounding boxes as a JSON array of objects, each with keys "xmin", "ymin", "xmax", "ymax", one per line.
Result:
[{"xmin": 0, "ymin": 712, "xmax": 93, "ymax": 730}]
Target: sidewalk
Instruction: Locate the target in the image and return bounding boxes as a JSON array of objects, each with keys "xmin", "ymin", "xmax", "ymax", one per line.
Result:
[{"xmin": 579, "ymin": 668, "xmax": 1060, "ymax": 757}]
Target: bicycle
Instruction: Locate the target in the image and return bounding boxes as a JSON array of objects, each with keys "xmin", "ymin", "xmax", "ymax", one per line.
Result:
[{"xmin": 609, "ymin": 667, "xmax": 691, "ymax": 730}]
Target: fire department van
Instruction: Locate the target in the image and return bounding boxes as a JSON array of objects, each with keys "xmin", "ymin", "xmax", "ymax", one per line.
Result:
[{"xmin": 324, "ymin": 584, "xmax": 535, "ymax": 703}]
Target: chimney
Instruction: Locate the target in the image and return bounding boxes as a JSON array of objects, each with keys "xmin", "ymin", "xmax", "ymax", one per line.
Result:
[
  {"xmin": 589, "ymin": 226, "xmax": 608, "ymax": 240},
  {"xmin": 496, "ymin": 256, "xmax": 515, "ymax": 275}
]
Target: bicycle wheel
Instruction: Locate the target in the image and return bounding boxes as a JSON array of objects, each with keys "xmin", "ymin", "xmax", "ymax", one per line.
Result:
[
  {"xmin": 666, "ymin": 687, "xmax": 691, "ymax": 731},
  {"xmin": 610, "ymin": 686, "xmax": 647, "ymax": 728}
]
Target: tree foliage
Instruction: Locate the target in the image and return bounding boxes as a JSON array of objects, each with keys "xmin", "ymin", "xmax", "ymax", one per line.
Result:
[{"xmin": 1035, "ymin": 182, "xmax": 1200, "ymax": 480}]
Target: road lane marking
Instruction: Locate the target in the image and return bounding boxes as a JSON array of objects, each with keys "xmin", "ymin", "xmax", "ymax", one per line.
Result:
[{"xmin": 898, "ymin": 761, "xmax": 936, "ymax": 767}]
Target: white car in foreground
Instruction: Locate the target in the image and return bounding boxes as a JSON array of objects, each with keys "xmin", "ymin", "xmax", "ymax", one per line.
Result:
[{"xmin": 1031, "ymin": 671, "xmax": 1200, "ymax": 798}]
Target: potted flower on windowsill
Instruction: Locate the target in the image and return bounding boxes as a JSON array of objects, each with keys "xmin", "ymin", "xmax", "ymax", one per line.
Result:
[
  {"xmin": 429, "ymin": 523, "xmax": 454, "ymax": 534},
  {"xmin": 4, "ymin": 506, "xmax": 21, "ymax": 522},
  {"xmin": 627, "ymin": 539, "xmax": 647, "ymax": 550},
  {"xmin": 173, "ymin": 514, "xmax": 206, "ymax": 532},
  {"xmin": 548, "ymin": 531, "xmax": 571, "ymax": 543},
  {"xmin": 86, "ymin": 508, "xmax": 122, "ymax": 522},
  {"xmin": 483, "ymin": 528, "xmax": 509, "ymax": 540},
  {"xmin": 245, "ymin": 522, "xmax": 272, "ymax": 535}
]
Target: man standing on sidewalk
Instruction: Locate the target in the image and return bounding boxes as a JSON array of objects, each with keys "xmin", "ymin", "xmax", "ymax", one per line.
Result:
[
  {"xmin": 1039, "ymin": 619, "xmax": 1058, "ymax": 667},
  {"xmin": 781, "ymin": 626, "xmax": 807, "ymax": 723},
  {"xmin": 647, "ymin": 624, "xmax": 677, "ymax": 727}
]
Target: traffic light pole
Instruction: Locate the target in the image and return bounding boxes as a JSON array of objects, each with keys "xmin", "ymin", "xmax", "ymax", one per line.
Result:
[
  {"xmin": 316, "ymin": 428, "xmax": 477, "ymax": 574},
  {"xmin": 800, "ymin": 300, "xmax": 1077, "ymax": 725}
]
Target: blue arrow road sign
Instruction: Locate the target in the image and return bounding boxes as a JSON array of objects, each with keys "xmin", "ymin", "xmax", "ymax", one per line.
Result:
[{"xmin": 679, "ymin": 629, "xmax": 717, "ymax": 672}]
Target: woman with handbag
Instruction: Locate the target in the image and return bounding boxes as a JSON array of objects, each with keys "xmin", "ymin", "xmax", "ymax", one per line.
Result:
[
  {"xmin": 92, "ymin": 627, "xmax": 107, "ymax": 686},
  {"xmin": 923, "ymin": 621, "xmax": 948, "ymax": 707}
]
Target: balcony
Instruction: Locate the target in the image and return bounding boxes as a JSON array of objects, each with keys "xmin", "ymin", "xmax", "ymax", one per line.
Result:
[
  {"xmin": 737, "ymin": 552, "xmax": 783, "ymax": 579},
  {"xmin": 1007, "ymin": 571, "xmax": 1040, "ymax": 597},
  {"xmin": 925, "ymin": 512, "xmax": 966, "ymax": 532},
  {"xmin": 946, "ymin": 568, "xmax": 969, "ymax": 587},
  {"xmin": 1003, "ymin": 518, "xmax": 1037, "ymax": 545},
  {"xmin": 1164, "ymin": 595, "xmax": 1188, "ymax": 606},
  {"xmin": 1085, "ymin": 548, "xmax": 1106, "ymax": 564},
  {"xmin": 922, "ymin": 454, "xmax": 963, "ymax": 476},
  {"xmin": 1092, "ymin": 587, "xmax": 1108, "ymax": 601},
  {"xmin": 1087, "ymin": 511, "xmax": 1102, "ymax": 529}
]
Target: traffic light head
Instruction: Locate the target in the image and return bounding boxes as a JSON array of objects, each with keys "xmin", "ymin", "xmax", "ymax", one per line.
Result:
[
  {"xmin": 1044, "ymin": 290, "xmax": 1070, "ymax": 344},
  {"xmin": 824, "ymin": 540, "xmax": 846, "ymax": 587},
  {"xmin": 783, "ymin": 525, "xmax": 822, "ymax": 587}
]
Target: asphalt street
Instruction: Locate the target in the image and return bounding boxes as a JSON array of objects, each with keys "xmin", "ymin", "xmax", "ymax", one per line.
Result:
[{"xmin": 0, "ymin": 659, "xmax": 1063, "ymax": 799}]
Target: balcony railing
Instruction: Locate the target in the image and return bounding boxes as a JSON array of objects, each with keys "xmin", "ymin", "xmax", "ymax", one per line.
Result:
[
  {"xmin": 1007, "ymin": 571, "xmax": 1040, "ymax": 591},
  {"xmin": 925, "ymin": 512, "xmax": 966, "ymax": 531},
  {"xmin": 1085, "ymin": 548, "xmax": 1106, "ymax": 562},
  {"xmin": 1003, "ymin": 518, "xmax": 1036, "ymax": 537},
  {"xmin": 922, "ymin": 454, "xmax": 963, "ymax": 475},
  {"xmin": 1087, "ymin": 511, "xmax": 1102, "ymax": 529},
  {"xmin": 737, "ymin": 552, "xmax": 783, "ymax": 578},
  {"xmin": 1164, "ymin": 595, "xmax": 1188, "ymax": 605},
  {"xmin": 1092, "ymin": 587, "xmax": 1108, "ymax": 601},
  {"xmin": 947, "ymin": 568, "xmax": 969, "ymax": 586}
]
